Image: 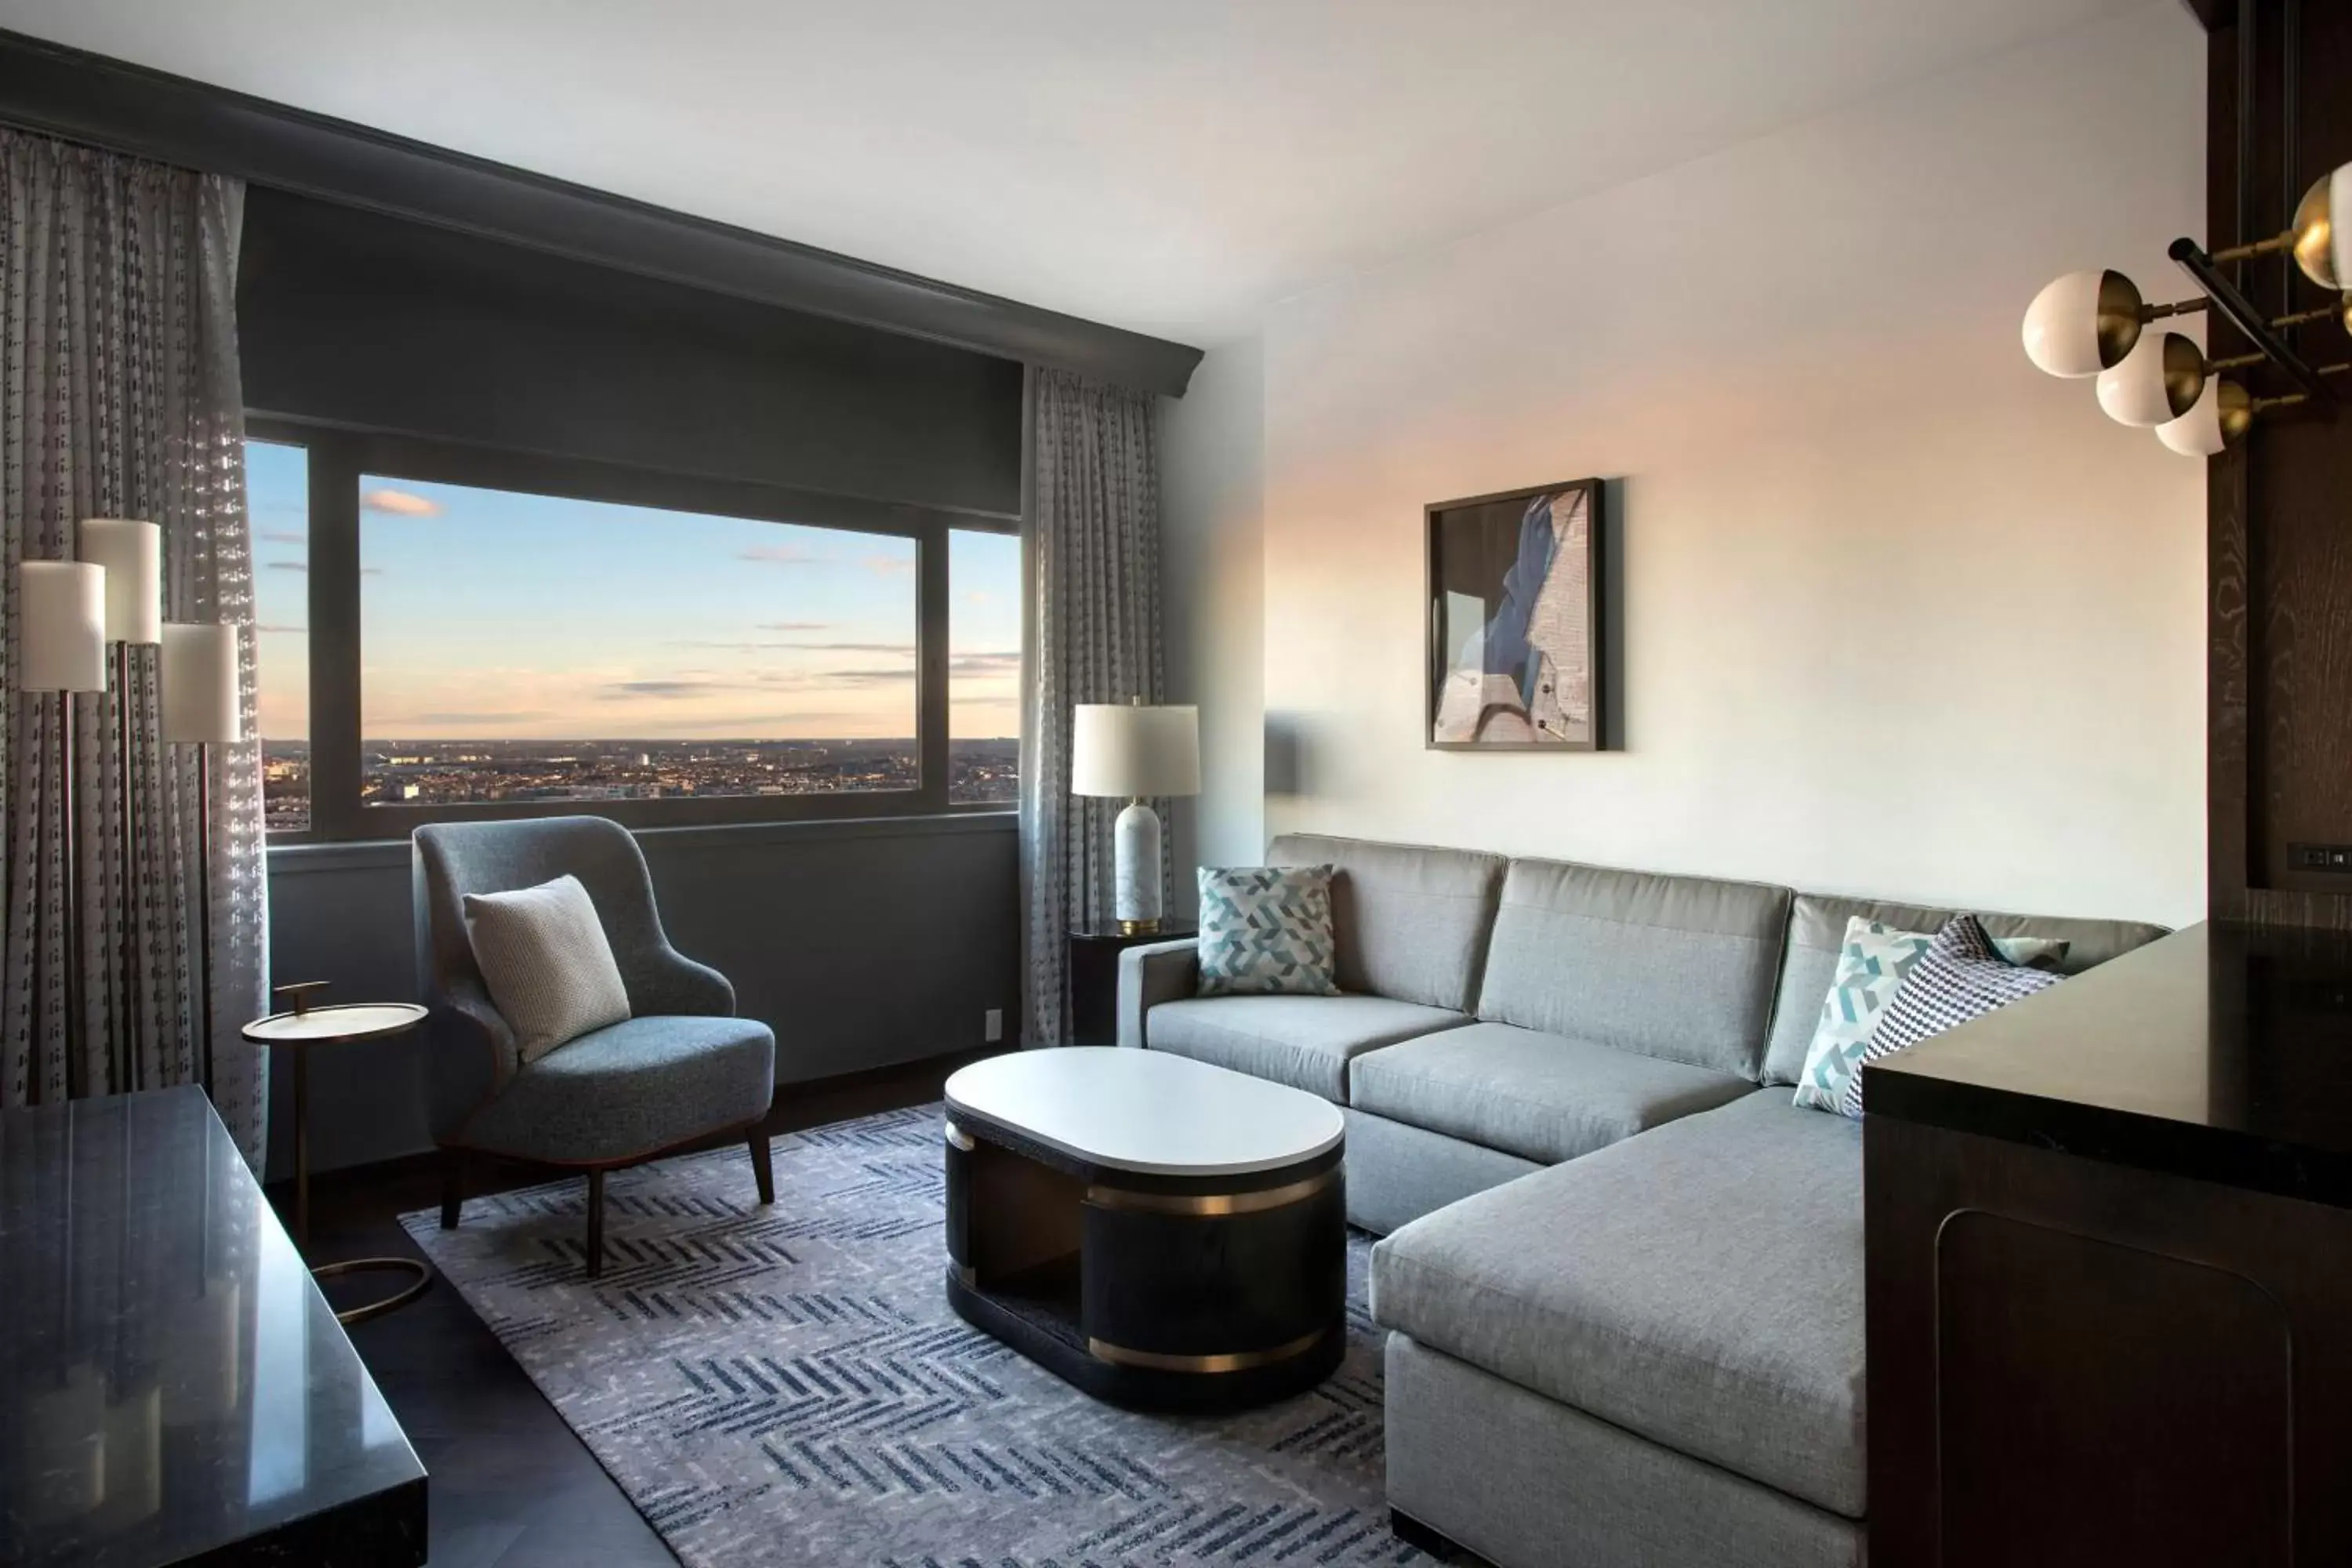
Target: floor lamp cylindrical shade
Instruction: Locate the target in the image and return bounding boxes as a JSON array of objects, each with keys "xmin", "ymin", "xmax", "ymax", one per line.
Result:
[
  {"xmin": 1071, "ymin": 703, "xmax": 1201, "ymax": 933},
  {"xmin": 161, "ymin": 624, "xmax": 242, "ymax": 743},
  {"xmin": 81, "ymin": 519, "xmax": 162, "ymax": 646},
  {"xmin": 17, "ymin": 561, "xmax": 108, "ymax": 692}
]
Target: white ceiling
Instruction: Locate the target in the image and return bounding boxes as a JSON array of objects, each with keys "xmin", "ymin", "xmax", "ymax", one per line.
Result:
[{"xmin": 0, "ymin": 0, "xmax": 2169, "ymax": 346}]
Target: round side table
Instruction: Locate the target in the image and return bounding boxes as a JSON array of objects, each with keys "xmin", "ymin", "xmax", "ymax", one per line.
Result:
[{"xmin": 242, "ymin": 982, "xmax": 434, "ymax": 1327}]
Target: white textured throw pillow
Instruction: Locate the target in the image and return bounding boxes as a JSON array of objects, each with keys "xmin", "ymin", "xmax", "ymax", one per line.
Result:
[{"xmin": 463, "ymin": 874, "xmax": 633, "ymax": 1064}]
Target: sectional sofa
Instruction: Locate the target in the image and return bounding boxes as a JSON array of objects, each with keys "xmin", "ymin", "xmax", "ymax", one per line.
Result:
[{"xmin": 1117, "ymin": 833, "xmax": 2165, "ymax": 1568}]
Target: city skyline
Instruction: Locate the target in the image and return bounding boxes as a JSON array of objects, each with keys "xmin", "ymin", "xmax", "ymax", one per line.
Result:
[{"xmin": 245, "ymin": 441, "xmax": 1021, "ymax": 745}]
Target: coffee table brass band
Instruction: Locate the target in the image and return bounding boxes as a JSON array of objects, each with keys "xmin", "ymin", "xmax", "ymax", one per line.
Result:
[
  {"xmin": 1087, "ymin": 1327, "xmax": 1328, "ymax": 1374},
  {"xmin": 944, "ymin": 1120, "xmax": 976, "ymax": 1152},
  {"xmin": 312, "ymin": 1256, "xmax": 434, "ymax": 1328},
  {"xmin": 1083, "ymin": 1165, "xmax": 1336, "ymax": 1217}
]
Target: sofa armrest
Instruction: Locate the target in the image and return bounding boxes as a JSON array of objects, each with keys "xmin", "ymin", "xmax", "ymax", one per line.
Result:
[{"xmin": 1116, "ymin": 939, "xmax": 1200, "ymax": 1050}]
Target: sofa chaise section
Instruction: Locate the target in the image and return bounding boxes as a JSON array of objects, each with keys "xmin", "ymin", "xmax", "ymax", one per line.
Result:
[{"xmin": 1374, "ymin": 1090, "xmax": 1868, "ymax": 1566}]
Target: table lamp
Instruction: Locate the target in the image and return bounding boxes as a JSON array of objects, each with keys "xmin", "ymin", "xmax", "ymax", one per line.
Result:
[{"xmin": 1071, "ymin": 700, "xmax": 1200, "ymax": 935}]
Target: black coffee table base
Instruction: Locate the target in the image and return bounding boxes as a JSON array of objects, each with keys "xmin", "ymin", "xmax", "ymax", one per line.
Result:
[{"xmin": 943, "ymin": 1116, "xmax": 1346, "ymax": 1414}]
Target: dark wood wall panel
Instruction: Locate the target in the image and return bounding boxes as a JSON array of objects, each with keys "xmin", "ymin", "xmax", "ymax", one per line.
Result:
[
  {"xmin": 1866, "ymin": 1117, "xmax": 2352, "ymax": 1565},
  {"xmin": 2209, "ymin": 0, "xmax": 2352, "ymax": 927}
]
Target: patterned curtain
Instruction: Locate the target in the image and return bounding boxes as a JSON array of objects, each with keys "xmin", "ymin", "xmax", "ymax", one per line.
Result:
[
  {"xmin": 1, "ymin": 129, "xmax": 269, "ymax": 1164},
  {"xmin": 1021, "ymin": 368, "xmax": 1165, "ymax": 1047}
]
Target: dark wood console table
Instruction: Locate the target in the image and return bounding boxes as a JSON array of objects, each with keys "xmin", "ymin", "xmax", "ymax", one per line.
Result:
[
  {"xmin": 0, "ymin": 1086, "xmax": 426, "ymax": 1566},
  {"xmin": 1864, "ymin": 921, "xmax": 2352, "ymax": 1567}
]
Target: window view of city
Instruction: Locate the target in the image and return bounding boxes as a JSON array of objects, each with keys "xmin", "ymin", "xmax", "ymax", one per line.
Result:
[
  {"xmin": 259, "ymin": 736, "xmax": 1016, "ymax": 829},
  {"xmin": 243, "ymin": 444, "xmax": 1022, "ymax": 830}
]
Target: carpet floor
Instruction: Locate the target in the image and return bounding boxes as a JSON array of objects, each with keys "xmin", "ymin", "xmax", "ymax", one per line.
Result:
[{"xmin": 401, "ymin": 1103, "xmax": 1425, "ymax": 1568}]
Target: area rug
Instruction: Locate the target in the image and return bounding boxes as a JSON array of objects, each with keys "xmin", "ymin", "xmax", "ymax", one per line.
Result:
[{"xmin": 400, "ymin": 1103, "xmax": 1425, "ymax": 1567}]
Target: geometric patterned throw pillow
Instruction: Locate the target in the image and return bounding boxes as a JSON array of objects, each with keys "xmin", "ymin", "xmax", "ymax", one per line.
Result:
[
  {"xmin": 1196, "ymin": 865, "xmax": 1341, "ymax": 997},
  {"xmin": 1838, "ymin": 913, "xmax": 2063, "ymax": 1118},
  {"xmin": 1793, "ymin": 916, "xmax": 2068, "ymax": 1114}
]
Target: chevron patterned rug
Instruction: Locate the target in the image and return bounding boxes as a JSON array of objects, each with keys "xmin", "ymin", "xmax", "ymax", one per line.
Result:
[{"xmin": 401, "ymin": 1102, "xmax": 1424, "ymax": 1568}]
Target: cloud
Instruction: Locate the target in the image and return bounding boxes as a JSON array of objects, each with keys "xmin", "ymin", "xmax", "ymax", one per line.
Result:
[
  {"xmin": 859, "ymin": 554, "xmax": 916, "ymax": 577},
  {"xmin": 963, "ymin": 589, "xmax": 994, "ymax": 604},
  {"xmin": 757, "ymin": 622, "xmax": 830, "ymax": 632},
  {"xmin": 950, "ymin": 652, "xmax": 1021, "ymax": 676},
  {"xmin": 738, "ymin": 543, "xmax": 826, "ymax": 565},
  {"xmin": 817, "ymin": 668, "xmax": 918, "ymax": 687},
  {"xmin": 362, "ymin": 487, "xmax": 442, "ymax": 517},
  {"xmin": 361, "ymin": 567, "xmax": 386, "ymax": 577},
  {"xmin": 257, "ymin": 623, "xmax": 306, "ymax": 634},
  {"xmin": 259, "ymin": 530, "xmax": 305, "ymax": 544},
  {"xmin": 394, "ymin": 710, "xmax": 555, "ymax": 725},
  {"xmin": 601, "ymin": 680, "xmax": 727, "ymax": 699},
  {"xmin": 267, "ymin": 561, "xmax": 307, "ymax": 573}
]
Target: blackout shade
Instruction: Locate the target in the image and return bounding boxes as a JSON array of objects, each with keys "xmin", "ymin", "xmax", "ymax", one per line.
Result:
[{"xmin": 236, "ymin": 187, "xmax": 1024, "ymax": 517}]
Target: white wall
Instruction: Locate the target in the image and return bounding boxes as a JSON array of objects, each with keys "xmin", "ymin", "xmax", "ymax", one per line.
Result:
[
  {"xmin": 1161, "ymin": 333, "xmax": 1267, "ymax": 873},
  {"xmin": 1165, "ymin": 2, "xmax": 2208, "ymax": 927}
]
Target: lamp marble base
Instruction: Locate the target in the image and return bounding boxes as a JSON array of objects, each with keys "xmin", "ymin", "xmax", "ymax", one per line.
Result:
[{"xmin": 1112, "ymin": 799, "xmax": 1163, "ymax": 935}]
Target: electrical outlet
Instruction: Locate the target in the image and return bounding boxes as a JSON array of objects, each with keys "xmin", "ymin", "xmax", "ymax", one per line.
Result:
[
  {"xmin": 2289, "ymin": 843, "xmax": 2352, "ymax": 873},
  {"xmin": 983, "ymin": 1008, "xmax": 1004, "ymax": 1044}
]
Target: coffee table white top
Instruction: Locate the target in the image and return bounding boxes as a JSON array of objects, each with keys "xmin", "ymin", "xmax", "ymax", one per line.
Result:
[{"xmin": 945, "ymin": 1047, "xmax": 1344, "ymax": 1178}]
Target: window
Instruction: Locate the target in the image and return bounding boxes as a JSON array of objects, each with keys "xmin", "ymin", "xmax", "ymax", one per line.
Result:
[
  {"xmin": 246, "ymin": 439, "xmax": 310, "ymax": 833},
  {"xmin": 357, "ymin": 474, "xmax": 920, "ymax": 809},
  {"xmin": 949, "ymin": 528, "xmax": 1021, "ymax": 804},
  {"xmin": 245, "ymin": 425, "xmax": 1022, "ymax": 838}
]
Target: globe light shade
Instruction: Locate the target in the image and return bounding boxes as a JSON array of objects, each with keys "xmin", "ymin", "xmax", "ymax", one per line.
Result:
[
  {"xmin": 161, "ymin": 622, "xmax": 242, "ymax": 744},
  {"xmin": 2155, "ymin": 379, "xmax": 2252, "ymax": 458},
  {"xmin": 2096, "ymin": 332, "xmax": 2206, "ymax": 426},
  {"xmin": 16, "ymin": 561, "xmax": 108, "ymax": 692},
  {"xmin": 2291, "ymin": 162, "xmax": 2352, "ymax": 290},
  {"xmin": 2022, "ymin": 268, "xmax": 2143, "ymax": 377}
]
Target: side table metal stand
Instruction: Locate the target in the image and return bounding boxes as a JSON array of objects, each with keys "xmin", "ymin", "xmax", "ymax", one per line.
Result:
[{"xmin": 241, "ymin": 981, "xmax": 434, "ymax": 1327}]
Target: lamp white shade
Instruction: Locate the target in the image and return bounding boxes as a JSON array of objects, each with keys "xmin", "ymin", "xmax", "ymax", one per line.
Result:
[
  {"xmin": 80, "ymin": 517, "xmax": 162, "ymax": 645},
  {"xmin": 161, "ymin": 622, "xmax": 242, "ymax": 743},
  {"xmin": 1071, "ymin": 703, "xmax": 1200, "ymax": 798},
  {"xmin": 16, "ymin": 561, "xmax": 108, "ymax": 692},
  {"xmin": 2155, "ymin": 377, "xmax": 2230, "ymax": 457},
  {"xmin": 2291, "ymin": 162, "xmax": 2352, "ymax": 290},
  {"xmin": 2096, "ymin": 331, "xmax": 2205, "ymax": 426},
  {"xmin": 2021, "ymin": 268, "xmax": 2141, "ymax": 378}
]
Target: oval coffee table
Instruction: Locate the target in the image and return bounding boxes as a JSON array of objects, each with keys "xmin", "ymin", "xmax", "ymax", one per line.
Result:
[{"xmin": 942, "ymin": 1047, "xmax": 1345, "ymax": 1411}]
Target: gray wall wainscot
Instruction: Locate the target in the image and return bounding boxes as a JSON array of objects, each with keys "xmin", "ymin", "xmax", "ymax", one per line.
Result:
[{"xmin": 263, "ymin": 813, "xmax": 1018, "ymax": 1181}]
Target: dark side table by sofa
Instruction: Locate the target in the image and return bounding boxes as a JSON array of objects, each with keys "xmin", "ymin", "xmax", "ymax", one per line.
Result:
[{"xmin": 1069, "ymin": 920, "xmax": 1196, "ymax": 1046}]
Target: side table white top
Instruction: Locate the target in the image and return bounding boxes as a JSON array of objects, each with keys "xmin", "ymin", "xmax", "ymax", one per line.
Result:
[
  {"xmin": 241, "ymin": 1002, "xmax": 428, "ymax": 1046},
  {"xmin": 945, "ymin": 1047, "xmax": 1344, "ymax": 1177}
]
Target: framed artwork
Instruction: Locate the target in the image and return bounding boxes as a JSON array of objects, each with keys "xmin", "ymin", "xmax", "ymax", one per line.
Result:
[{"xmin": 1425, "ymin": 477, "xmax": 1605, "ymax": 751}]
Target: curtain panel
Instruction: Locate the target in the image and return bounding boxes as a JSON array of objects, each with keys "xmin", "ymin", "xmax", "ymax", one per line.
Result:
[
  {"xmin": 0, "ymin": 129, "xmax": 269, "ymax": 1163},
  {"xmin": 1021, "ymin": 368, "xmax": 1166, "ymax": 1047}
]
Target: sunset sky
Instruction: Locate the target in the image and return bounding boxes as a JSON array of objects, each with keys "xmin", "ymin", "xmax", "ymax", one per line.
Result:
[{"xmin": 246, "ymin": 439, "xmax": 1020, "ymax": 742}]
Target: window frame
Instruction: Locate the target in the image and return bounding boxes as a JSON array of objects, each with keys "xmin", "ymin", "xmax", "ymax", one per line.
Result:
[{"xmin": 249, "ymin": 418, "xmax": 1021, "ymax": 842}]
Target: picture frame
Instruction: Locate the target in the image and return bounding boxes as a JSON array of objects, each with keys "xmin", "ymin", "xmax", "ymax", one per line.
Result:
[{"xmin": 1425, "ymin": 477, "xmax": 1606, "ymax": 751}]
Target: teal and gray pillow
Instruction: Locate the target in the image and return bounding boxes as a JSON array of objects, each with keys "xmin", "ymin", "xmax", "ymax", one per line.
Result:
[
  {"xmin": 1196, "ymin": 865, "xmax": 1341, "ymax": 997},
  {"xmin": 1838, "ymin": 913, "xmax": 2064, "ymax": 1116},
  {"xmin": 1795, "ymin": 915, "xmax": 2067, "ymax": 1114}
]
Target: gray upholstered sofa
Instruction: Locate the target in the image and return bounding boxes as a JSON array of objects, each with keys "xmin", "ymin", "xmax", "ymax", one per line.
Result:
[{"xmin": 1117, "ymin": 833, "xmax": 2165, "ymax": 1568}]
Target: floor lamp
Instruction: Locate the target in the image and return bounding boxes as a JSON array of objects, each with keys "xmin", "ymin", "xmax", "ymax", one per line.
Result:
[
  {"xmin": 160, "ymin": 622, "xmax": 241, "ymax": 1094},
  {"xmin": 16, "ymin": 560, "xmax": 108, "ymax": 1075},
  {"xmin": 82, "ymin": 519, "xmax": 162, "ymax": 1091}
]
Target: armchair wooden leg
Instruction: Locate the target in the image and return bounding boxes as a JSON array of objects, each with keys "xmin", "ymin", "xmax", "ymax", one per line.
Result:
[
  {"xmin": 750, "ymin": 1132, "xmax": 775, "ymax": 1206},
  {"xmin": 585, "ymin": 1169, "xmax": 606, "ymax": 1279},
  {"xmin": 439, "ymin": 1148, "xmax": 466, "ymax": 1230}
]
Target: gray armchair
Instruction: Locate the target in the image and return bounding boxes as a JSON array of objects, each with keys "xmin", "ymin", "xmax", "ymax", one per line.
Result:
[{"xmin": 412, "ymin": 815, "xmax": 777, "ymax": 1277}]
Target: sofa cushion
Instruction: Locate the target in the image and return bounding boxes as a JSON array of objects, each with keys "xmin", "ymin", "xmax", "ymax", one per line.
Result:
[
  {"xmin": 1145, "ymin": 993, "xmax": 1468, "ymax": 1102},
  {"xmin": 456, "ymin": 1014, "xmax": 777, "ymax": 1164},
  {"xmin": 1475, "ymin": 858, "xmax": 1791, "ymax": 1079},
  {"xmin": 1349, "ymin": 1022, "xmax": 1755, "ymax": 1165},
  {"xmin": 1267, "ymin": 833, "xmax": 1507, "ymax": 1012},
  {"xmin": 1760, "ymin": 891, "xmax": 2169, "ymax": 1087},
  {"xmin": 1370, "ymin": 1091, "xmax": 1865, "ymax": 1517}
]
